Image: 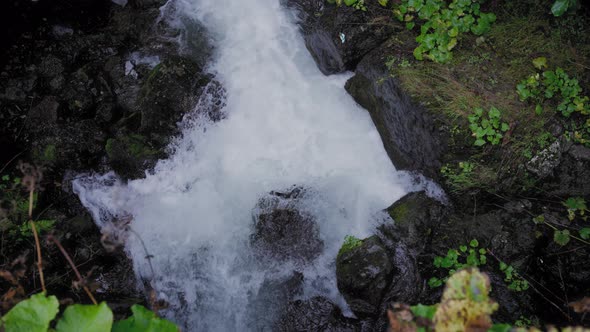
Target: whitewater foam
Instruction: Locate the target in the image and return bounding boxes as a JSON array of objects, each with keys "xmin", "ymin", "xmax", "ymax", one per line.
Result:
[{"xmin": 74, "ymin": 0, "xmax": 435, "ymax": 329}]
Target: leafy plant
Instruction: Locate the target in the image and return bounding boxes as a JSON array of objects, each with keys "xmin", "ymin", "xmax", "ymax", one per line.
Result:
[
  {"xmin": 533, "ymin": 211, "xmax": 590, "ymax": 247},
  {"xmin": 0, "ymin": 293, "xmax": 178, "ymax": 332},
  {"xmin": 551, "ymin": 0, "xmax": 579, "ymax": 17},
  {"xmin": 393, "ymin": 0, "xmax": 496, "ymax": 63},
  {"xmin": 563, "ymin": 196, "xmax": 588, "ymax": 221},
  {"xmin": 468, "ymin": 106, "xmax": 509, "ymax": 146},
  {"xmin": 428, "ymin": 239, "xmax": 487, "ymax": 288},
  {"xmin": 327, "ymin": 0, "xmax": 379, "ymax": 11},
  {"xmin": 499, "ymin": 261, "xmax": 529, "ymax": 292}
]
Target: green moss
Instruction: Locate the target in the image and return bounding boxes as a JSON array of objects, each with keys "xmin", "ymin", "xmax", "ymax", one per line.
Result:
[
  {"xmin": 388, "ymin": 201, "xmax": 410, "ymax": 223},
  {"xmin": 338, "ymin": 235, "xmax": 363, "ymax": 256},
  {"xmin": 105, "ymin": 135, "xmax": 158, "ymax": 160}
]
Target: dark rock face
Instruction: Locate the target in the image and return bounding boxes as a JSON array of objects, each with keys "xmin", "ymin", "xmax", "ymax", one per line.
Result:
[
  {"xmin": 336, "ymin": 236, "xmax": 393, "ymax": 318},
  {"xmin": 277, "ymin": 296, "xmax": 359, "ymax": 332},
  {"xmin": 344, "ymin": 45, "xmax": 445, "ymax": 179},
  {"xmin": 0, "ymin": 0, "xmax": 215, "ymax": 312},
  {"xmin": 286, "ymin": 0, "xmax": 395, "ymax": 75},
  {"xmin": 252, "ymin": 187, "xmax": 324, "ymax": 264}
]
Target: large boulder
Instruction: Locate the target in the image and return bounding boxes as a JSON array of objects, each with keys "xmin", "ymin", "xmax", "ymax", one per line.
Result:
[
  {"xmin": 277, "ymin": 296, "xmax": 359, "ymax": 332},
  {"xmin": 251, "ymin": 187, "xmax": 324, "ymax": 265},
  {"xmin": 344, "ymin": 43, "xmax": 446, "ymax": 179},
  {"xmin": 286, "ymin": 0, "xmax": 395, "ymax": 75},
  {"xmin": 336, "ymin": 235, "xmax": 393, "ymax": 318}
]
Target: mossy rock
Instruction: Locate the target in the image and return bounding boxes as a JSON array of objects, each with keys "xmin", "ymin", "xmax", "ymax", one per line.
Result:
[{"xmin": 105, "ymin": 134, "xmax": 161, "ymax": 179}]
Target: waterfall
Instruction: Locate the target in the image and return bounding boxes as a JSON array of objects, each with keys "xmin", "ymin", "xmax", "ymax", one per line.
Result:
[{"xmin": 74, "ymin": 0, "xmax": 428, "ymax": 329}]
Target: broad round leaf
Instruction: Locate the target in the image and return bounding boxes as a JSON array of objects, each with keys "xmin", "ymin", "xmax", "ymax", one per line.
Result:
[
  {"xmin": 55, "ymin": 302, "xmax": 113, "ymax": 332},
  {"xmin": 1, "ymin": 293, "xmax": 59, "ymax": 332}
]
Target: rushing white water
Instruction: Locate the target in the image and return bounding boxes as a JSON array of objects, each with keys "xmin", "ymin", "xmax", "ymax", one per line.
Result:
[{"xmin": 74, "ymin": 0, "xmax": 438, "ymax": 330}]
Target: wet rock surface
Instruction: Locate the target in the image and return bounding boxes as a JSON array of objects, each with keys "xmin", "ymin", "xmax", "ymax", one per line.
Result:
[
  {"xmin": 0, "ymin": 0, "xmax": 215, "ymax": 311},
  {"xmin": 251, "ymin": 187, "xmax": 324, "ymax": 265},
  {"xmin": 287, "ymin": 0, "xmax": 395, "ymax": 75}
]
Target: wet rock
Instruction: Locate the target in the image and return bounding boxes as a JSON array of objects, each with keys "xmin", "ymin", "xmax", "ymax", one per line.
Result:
[
  {"xmin": 336, "ymin": 235, "xmax": 393, "ymax": 318},
  {"xmin": 540, "ymin": 143, "xmax": 590, "ymax": 196},
  {"xmin": 137, "ymin": 56, "xmax": 211, "ymax": 140},
  {"xmin": 247, "ymin": 272, "xmax": 304, "ymax": 331},
  {"xmin": 277, "ymin": 296, "xmax": 359, "ymax": 332},
  {"xmin": 27, "ymin": 96, "xmax": 59, "ymax": 124},
  {"xmin": 525, "ymin": 138, "xmax": 569, "ymax": 179},
  {"xmin": 251, "ymin": 187, "xmax": 323, "ymax": 265},
  {"xmin": 39, "ymin": 55, "xmax": 64, "ymax": 78},
  {"xmin": 287, "ymin": 0, "xmax": 395, "ymax": 75},
  {"xmin": 382, "ymin": 191, "xmax": 447, "ymax": 253},
  {"xmin": 105, "ymin": 134, "xmax": 161, "ymax": 179},
  {"xmin": 344, "ymin": 43, "xmax": 445, "ymax": 179}
]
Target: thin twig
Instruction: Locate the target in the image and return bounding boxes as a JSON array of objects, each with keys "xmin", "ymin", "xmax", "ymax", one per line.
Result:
[
  {"xmin": 28, "ymin": 178, "xmax": 46, "ymax": 293},
  {"xmin": 0, "ymin": 151, "xmax": 24, "ymax": 174},
  {"xmin": 47, "ymin": 235, "xmax": 97, "ymax": 305}
]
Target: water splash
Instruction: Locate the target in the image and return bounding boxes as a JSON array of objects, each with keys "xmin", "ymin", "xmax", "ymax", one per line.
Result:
[{"xmin": 74, "ymin": 0, "xmax": 434, "ymax": 329}]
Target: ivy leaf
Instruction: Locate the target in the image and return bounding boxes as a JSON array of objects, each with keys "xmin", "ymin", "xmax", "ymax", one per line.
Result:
[
  {"xmin": 554, "ymin": 230, "xmax": 571, "ymax": 246},
  {"xmin": 469, "ymin": 239, "xmax": 479, "ymax": 247},
  {"xmin": 112, "ymin": 305, "xmax": 178, "ymax": 332},
  {"xmin": 580, "ymin": 228, "xmax": 590, "ymax": 240},
  {"xmin": 55, "ymin": 302, "xmax": 113, "ymax": 332},
  {"xmin": 1, "ymin": 293, "xmax": 59, "ymax": 332}
]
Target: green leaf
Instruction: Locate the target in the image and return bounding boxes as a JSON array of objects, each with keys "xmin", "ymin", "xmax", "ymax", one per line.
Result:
[
  {"xmin": 489, "ymin": 323, "xmax": 513, "ymax": 332},
  {"xmin": 459, "ymin": 245, "xmax": 468, "ymax": 252},
  {"xmin": 1, "ymin": 293, "xmax": 59, "ymax": 332},
  {"xmin": 55, "ymin": 302, "xmax": 113, "ymax": 332},
  {"xmin": 470, "ymin": 239, "xmax": 479, "ymax": 247},
  {"xmin": 474, "ymin": 139, "xmax": 486, "ymax": 146},
  {"xmin": 378, "ymin": 0, "xmax": 388, "ymax": 6},
  {"xmin": 532, "ymin": 57, "xmax": 548, "ymax": 70},
  {"xmin": 112, "ymin": 305, "xmax": 178, "ymax": 332},
  {"xmin": 579, "ymin": 228, "xmax": 590, "ymax": 240},
  {"xmin": 551, "ymin": 0, "xmax": 570, "ymax": 16},
  {"xmin": 554, "ymin": 229, "xmax": 571, "ymax": 246},
  {"xmin": 410, "ymin": 304, "xmax": 437, "ymax": 320}
]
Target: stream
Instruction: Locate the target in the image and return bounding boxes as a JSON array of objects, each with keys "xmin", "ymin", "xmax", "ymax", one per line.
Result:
[{"xmin": 74, "ymin": 0, "xmax": 432, "ymax": 329}]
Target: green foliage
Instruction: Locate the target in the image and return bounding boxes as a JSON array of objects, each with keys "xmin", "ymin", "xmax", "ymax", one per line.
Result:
[
  {"xmin": 393, "ymin": 0, "xmax": 496, "ymax": 63},
  {"xmin": 499, "ymin": 261, "xmax": 529, "ymax": 292},
  {"xmin": 468, "ymin": 106, "xmax": 509, "ymax": 146},
  {"xmin": 112, "ymin": 305, "xmax": 178, "ymax": 332},
  {"xmin": 434, "ymin": 268, "xmax": 498, "ymax": 331},
  {"xmin": 517, "ymin": 66, "xmax": 590, "ymax": 146},
  {"xmin": 553, "ymin": 229, "xmax": 571, "ymax": 246},
  {"xmin": 580, "ymin": 227, "xmax": 590, "ymax": 240},
  {"xmin": 428, "ymin": 239, "xmax": 487, "ymax": 288},
  {"xmin": 10, "ymin": 220, "xmax": 55, "ymax": 239},
  {"xmin": 326, "ymin": 0, "xmax": 385, "ymax": 11},
  {"xmin": 338, "ymin": 235, "xmax": 363, "ymax": 256},
  {"xmin": 1, "ymin": 293, "xmax": 59, "ymax": 332},
  {"xmin": 410, "ymin": 304, "xmax": 437, "ymax": 320},
  {"xmin": 55, "ymin": 302, "xmax": 113, "ymax": 332},
  {"xmin": 563, "ymin": 196, "xmax": 587, "ymax": 221},
  {"xmin": 551, "ymin": 0, "xmax": 579, "ymax": 17},
  {"xmin": 1, "ymin": 294, "xmax": 178, "ymax": 332},
  {"xmin": 517, "ymin": 67, "xmax": 589, "ymax": 117}
]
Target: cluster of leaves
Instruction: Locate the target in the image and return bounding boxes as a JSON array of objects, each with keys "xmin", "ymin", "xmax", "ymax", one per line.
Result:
[
  {"xmin": 338, "ymin": 235, "xmax": 363, "ymax": 256},
  {"xmin": 326, "ymin": 0, "xmax": 376, "ymax": 11},
  {"xmin": 1, "ymin": 175, "xmax": 55, "ymax": 243},
  {"xmin": 392, "ymin": 0, "xmax": 496, "ymax": 63},
  {"xmin": 551, "ymin": 0, "xmax": 579, "ymax": 17},
  {"xmin": 468, "ymin": 106, "xmax": 509, "ymax": 146},
  {"xmin": 389, "ymin": 268, "xmax": 499, "ymax": 331},
  {"xmin": 428, "ymin": 239, "xmax": 487, "ymax": 287},
  {"xmin": 499, "ymin": 261, "xmax": 529, "ymax": 292},
  {"xmin": 440, "ymin": 161, "xmax": 477, "ymax": 193},
  {"xmin": 0, "ymin": 293, "xmax": 178, "ymax": 332},
  {"xmin": 533, "ymin": 197, "xmax": 590, "ymax": 247},
  {"xmin": 517, "ymin": 61, "xmax": 590, "ymax": 146}
]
